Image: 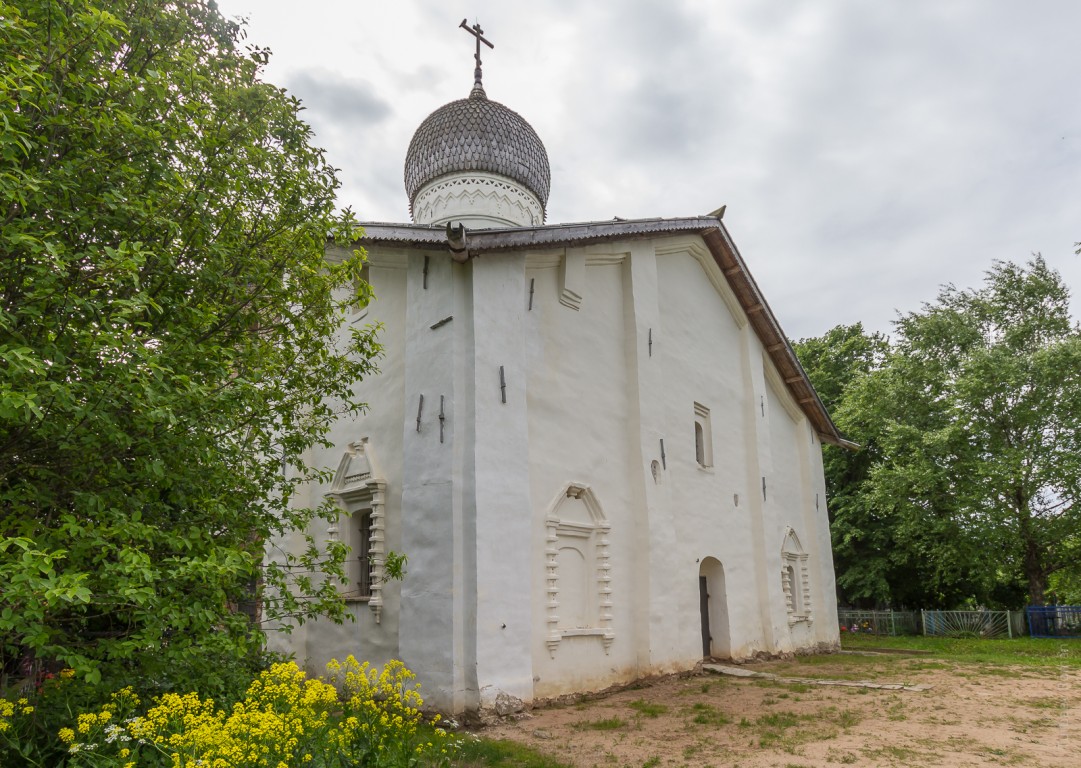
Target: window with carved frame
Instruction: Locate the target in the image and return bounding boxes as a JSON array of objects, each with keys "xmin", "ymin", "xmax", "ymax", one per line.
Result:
[{"xmin": 781, "ymin": 527, "xmax": 811, "ymax": 624}]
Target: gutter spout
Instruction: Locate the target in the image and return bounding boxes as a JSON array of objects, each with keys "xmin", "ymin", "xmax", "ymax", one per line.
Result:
[{"xmin": 446, "ymin": 222, "xmax": 470, "ymax": 262}]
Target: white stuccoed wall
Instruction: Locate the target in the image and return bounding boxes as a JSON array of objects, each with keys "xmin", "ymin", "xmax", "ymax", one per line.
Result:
[
  {"xmin": 470, "ymin": 254, "xmax": 536, "ymax": 708},
  {"xmin": 282, "ymin": 231, "xmax": 840, "ymax": 713},
  {"xmin": 525, "ymin": 247, "xmax": 638, "ymax": 695},
  {"xmin": 661, "ymin": 244, "xmax": 758, "ymax": 662},
  {"xmin": 397, "ymin": 248, "xmax": 474, "ymax": 711}
]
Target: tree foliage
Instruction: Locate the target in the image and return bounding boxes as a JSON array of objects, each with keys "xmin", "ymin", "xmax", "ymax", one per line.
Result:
[
  {"xmin": 796, "ymin": 258, "xmax": 1081, "ymax": 608},
  {"xmin": 792, "ymin": 325, "xmax": 902, "ymax": 605},
  {"xmin": 0, "ymin": 0, "xmax": 378, "ymax": 689}
]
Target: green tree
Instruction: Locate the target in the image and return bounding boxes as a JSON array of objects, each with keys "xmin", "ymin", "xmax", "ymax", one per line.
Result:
[
  {"xmin": 0, "ymin": 0, "xmax": 378, "ymax": 690},
  {"xmin": 797, "ymin": 259, "xmax": 1081, "ymax": 609},
  {"xmin": 793, "ymin": 325, "xmax": 902, "ymax": 607},
  {"xmin": 862, "ymin": 258, "xmax": 1081, "ymax": 606}
]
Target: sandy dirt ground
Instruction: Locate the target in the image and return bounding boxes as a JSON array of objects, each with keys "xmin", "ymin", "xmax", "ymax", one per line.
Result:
[{"xmin": 480, "ymin": 651, "xmax": 1080, "ymax": 767}]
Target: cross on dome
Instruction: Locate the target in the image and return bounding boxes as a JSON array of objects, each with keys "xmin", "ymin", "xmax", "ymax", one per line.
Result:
[{"xmin": 459, "ymin": 19, "xmax": 493, "ymax": 98}]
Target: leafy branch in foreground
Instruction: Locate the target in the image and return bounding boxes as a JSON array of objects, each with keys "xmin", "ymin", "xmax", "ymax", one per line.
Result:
[{"xmin": 0, "ymin": 0, "xmax": 379, "ymax": 689}]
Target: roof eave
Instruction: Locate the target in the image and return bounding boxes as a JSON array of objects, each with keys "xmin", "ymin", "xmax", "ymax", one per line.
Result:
[
  {"xmin": 355, "ymin": 217, "xmax": 855, "ymax": 449},
  {"xmin": 698, "ymin": 224, "xmax": 853, "ymax": 449}
]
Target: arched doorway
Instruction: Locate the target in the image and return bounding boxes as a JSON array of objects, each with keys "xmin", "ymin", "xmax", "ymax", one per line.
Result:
[{"xmin": 698, "ymin": 557, "xmax": 730, "ymax": 659}]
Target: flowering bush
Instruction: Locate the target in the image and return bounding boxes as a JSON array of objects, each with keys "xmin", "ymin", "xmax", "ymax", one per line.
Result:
[
  {"xmin": 840, "ymin": 620, "xmax": 875, "ymax": 634},
  {"xmin": 1, "ymin": 667, "xmax": 97, "ymax": 767},
  {"xmin": 0, "ymin": 695, "xmax": 35, "ymax": 737},
  {"xmin": 325, "ymin": 657, "xmax": 453, "ymax": 768},
  {"xmin": 51, "ymin": 658, "xmax": 458, "ymax": 768}
]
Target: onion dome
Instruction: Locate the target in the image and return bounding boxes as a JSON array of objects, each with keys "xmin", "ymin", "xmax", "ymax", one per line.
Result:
[{"xmin": 404, "ymin": 84, "xmax": 551, "ymax": 223}]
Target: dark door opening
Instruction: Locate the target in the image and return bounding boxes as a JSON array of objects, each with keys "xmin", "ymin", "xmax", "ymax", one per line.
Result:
[{"xmin": 699, "ymin": 575, "xmax": 711, "ymax": 658}]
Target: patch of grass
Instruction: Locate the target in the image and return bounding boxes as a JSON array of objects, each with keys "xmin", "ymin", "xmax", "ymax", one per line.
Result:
[
  {"xmin": 826, "ymin": 750, "xmax": 858, "ymax": 764},
  {"xmin": 924, "ymin": 713, "xmax": 960, "ymax": 726},
  {"xmin": 861, "ymin": 745, "xmax": 920, "ymax": 762},
  {"xmin": 752, "ymin": 711, "xmax": 817, "ymax": 749},
  {"xmin": 903, "ymin": 660, "xmax": 950, "ymax": 671},
  {"xmin": 687, "ymin": 702, "xmax": 730, "ymax": 726},
  {"xmin": 458, "ymin": 737, "xmax": 575, "ymax": 768},
  {"xmin": 785, "ymin": 683, "xmax": 812, "ymax": 693},
  {"xmin": 757, "ymin": 712, "xmax": 802, "ymax": 729},
  {"xmin": 628, "ymin": 699, "xmax": 668, "ymax": 718},
  {"xmin": 572, "ymin": 716, "xmax": 626, "ymax": 731},
  {"xmin": 841, "ymin": 634, "xmax": 1081, "ymax": 669},
  {"xmin": 839, "ymin": 709, "xmax": 861, "ymax": 728},
  {"xmin": 757, "ymin": 731, "xmax": 784, "ymax": 749},
  {"xmin": 1027, "ymin": 716, "xmax": 1057, "ymax": 729},
  {"xmin": 939, "ymin": 734, "xmax": 982, "ymax": 752},
  {"xmin": 769, "ymin": 725, "xmax": 841, "ymax": 752},
  {"xmin": 1022, "ymin": 696, "xmax": 1066, "ymax": 709},
  {"xmin": 640, "ymin": 758, "xmax": 661, "ymax": 768}
]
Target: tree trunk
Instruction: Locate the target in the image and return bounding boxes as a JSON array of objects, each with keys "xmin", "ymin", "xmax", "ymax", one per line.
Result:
[
  {"xmin": 1024, "ymin": 544, "xmax": 1047, "ymax": 606},
  {"xmin": 1017, "ymin": 492, "xmax": 1047, "ymax": 605}
]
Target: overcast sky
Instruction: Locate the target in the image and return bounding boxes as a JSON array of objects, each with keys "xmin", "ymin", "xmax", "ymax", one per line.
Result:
[{"xmin": 215, "ymin": 0, "xmax": 1081, "ymax": 340}]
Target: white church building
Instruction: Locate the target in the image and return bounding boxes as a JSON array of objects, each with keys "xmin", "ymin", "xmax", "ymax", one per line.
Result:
[{"xmin": 270, "ymin": 29, "xmax": 845, "ymax": 714}]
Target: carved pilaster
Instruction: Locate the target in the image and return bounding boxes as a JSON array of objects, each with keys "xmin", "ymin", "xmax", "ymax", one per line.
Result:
[
  {"xmin": 598, "ymin": 522, "xmax": 613, "ymax": 653},
  {"xmin": 367, "ymin": 481, "xmax": 387, "ymax": 623},
  {"xmin": 545, "ymin": 514, "xmax": 561, "ymax": 657}
]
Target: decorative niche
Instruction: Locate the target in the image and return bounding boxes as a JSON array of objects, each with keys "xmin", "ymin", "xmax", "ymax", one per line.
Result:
[
  {"xmin": 694, "ymin": 402, "xmax": 713, "ymax": 468},
  {"xmin": 780, "ymin": 527, "xmax": 812, "ymax": 625},
  {"xmin": 326, "ymin": 438, "xmax": 387, "ymax": 623},
  {"xmin": 543, "ymin": 482, "xmax": 614, "ymax": 657}
]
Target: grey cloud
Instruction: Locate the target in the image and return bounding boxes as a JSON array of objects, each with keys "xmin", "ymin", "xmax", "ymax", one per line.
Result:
[
  {"xmin": 286, "ymin": 70, "xmax": 392, "ymax": 125},
  {"xmin": 228, "ymin": 0, "xmax": 1081, "ymax": 337}
]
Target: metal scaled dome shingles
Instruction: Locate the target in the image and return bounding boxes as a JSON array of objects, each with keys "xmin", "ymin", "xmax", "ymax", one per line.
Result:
[{"xmin": 404, "ymin": 88, "xmax": 551, "ymax": 211}]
